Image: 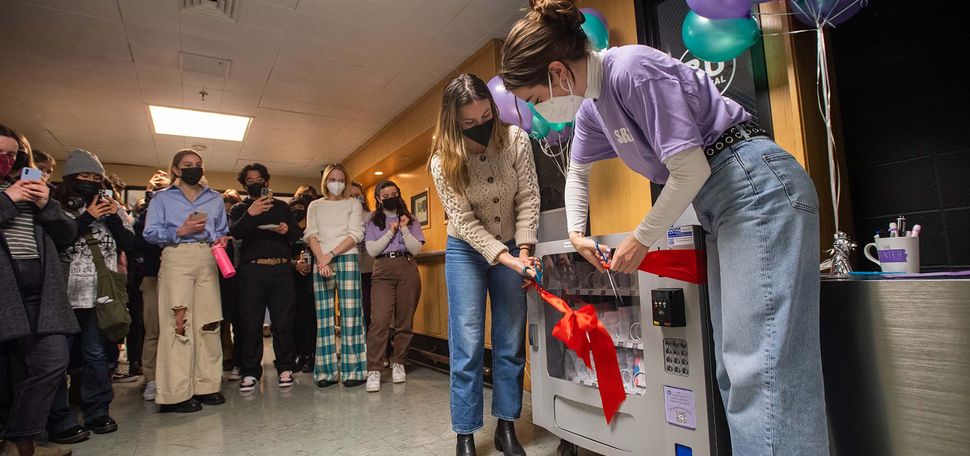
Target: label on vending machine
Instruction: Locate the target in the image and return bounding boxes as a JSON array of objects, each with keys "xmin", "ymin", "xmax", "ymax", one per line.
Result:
[
  {"xmin": 667, "ymin": 227, "xmax": 694, "ymax": 249},
  {"xmin": 663, "ymin": 385, "xmax": 697, "ymax": 430}
]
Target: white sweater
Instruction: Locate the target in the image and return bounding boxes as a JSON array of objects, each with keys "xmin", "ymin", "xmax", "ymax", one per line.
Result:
[{"xmin": 303, "ymin": 198, "xmax": 363, "ymax": 255}]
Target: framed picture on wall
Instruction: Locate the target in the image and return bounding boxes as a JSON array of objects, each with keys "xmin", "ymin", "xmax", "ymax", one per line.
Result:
[{"xmin": 411, "ymin": 190, "xmax": 430, "ymax": 228}]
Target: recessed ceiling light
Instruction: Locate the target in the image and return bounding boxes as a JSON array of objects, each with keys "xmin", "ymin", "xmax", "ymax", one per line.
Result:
[
  {"xmin": 374, "ymin": 171, "xmax": 384, "ymax": 176},
  {"xmin": 149, "ymin": 105, "xmax": 252, "ymax": 142}
]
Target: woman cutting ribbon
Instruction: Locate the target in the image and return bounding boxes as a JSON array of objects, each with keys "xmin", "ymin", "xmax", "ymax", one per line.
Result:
[
  {"xmin": 429, "ymin": 73, "xmax": 540, "ymax": 456},
  {"xmin": 500, "ymin": 1, "xmax": 828, "ymax": 455}
]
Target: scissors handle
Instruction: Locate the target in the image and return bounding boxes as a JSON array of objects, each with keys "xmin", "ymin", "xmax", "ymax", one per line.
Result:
[{"xmin": 594, "ymin": 241, "xmax": 610, "ymax": 264}]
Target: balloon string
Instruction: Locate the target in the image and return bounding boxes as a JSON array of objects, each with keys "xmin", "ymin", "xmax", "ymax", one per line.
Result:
[
  {"xmin": 815, "ymin": 27, "xmax": 841, "ymax": 231},
  {"xmin": 762, "ymin": 29, "xmax": 816, "ymax": 37}
]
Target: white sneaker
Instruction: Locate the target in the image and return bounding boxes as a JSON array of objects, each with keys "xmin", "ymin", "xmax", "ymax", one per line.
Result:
[
  {"xmin": 143, "ymin": 381, "xmax": 156, "ymax": 401},
  {"xmin": 365, "ymin": 371, "xmax": 381, "ymax": 392},
  {"xmin": 228, "ymin": 366, "xmax": 242, "ymax": 381},
  {"xmin": 239, "ymin": 376, "xmax": 258, "ymax": 392},
  {"xmin": 391, "ymin": 363, "xmax": 406, "ymax": 383}
]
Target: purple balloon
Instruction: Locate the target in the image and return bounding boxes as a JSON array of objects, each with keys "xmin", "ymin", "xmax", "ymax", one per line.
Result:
[
  {"xmin": 790, "ymin": 0, "xmax": 864, "ymax": 27},
  {"xmin": 579, "ymin": 8, "xmax": 608, "ymax": 31},
  {"xmin": 487, "ymin": 76, "xmax": 532, "ymax": 132},
  {"xmin": 543, "ymin": 125, "xmax": 573, "ymax": 144},
  {"xmin": 687, "ymin": 0, "xmax": 751, "ymax": 19}
]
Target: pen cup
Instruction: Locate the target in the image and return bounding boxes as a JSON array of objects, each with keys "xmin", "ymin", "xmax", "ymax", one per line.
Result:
[
  {"xmin": 211, "ymin": 244, "xmax": 236, "ymax": 279},
  {"xmin": 864, "ymin": 236, "xmax": 919, "ymax": 273}
]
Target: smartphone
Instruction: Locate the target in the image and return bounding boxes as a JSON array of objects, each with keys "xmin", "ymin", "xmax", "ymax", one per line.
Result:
[
  {"xmin": 99, "ymin": 189, "xmax": 113, "ymax": 201},
  {"xmin": 260, "ymin": 187, "xmax": 273, "ymax": 199},
  {"xmin": 20, "ymin": 167, "xmax": 43, "ymax": 182},
  {"xmin": 189, "ymin": 211, "xmax": 208, "ymax": 221}
]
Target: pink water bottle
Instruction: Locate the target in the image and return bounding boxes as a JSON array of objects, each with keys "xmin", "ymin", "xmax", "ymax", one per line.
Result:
[{"xmin": 211, "ymin": 244, "xmax": 236, "ymax": 279}]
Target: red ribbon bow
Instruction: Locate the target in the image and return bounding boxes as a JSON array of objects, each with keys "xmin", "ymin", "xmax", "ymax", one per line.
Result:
[
  {"xmin": 530, "ymin": 283, "xmax": 627, "ymax": 424},
  {"xmin": 529, "ymin": 249, "xmax": 706, "ymax": 424}
]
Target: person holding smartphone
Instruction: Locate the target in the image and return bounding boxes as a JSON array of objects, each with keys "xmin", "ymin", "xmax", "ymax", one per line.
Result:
[
  {"xmin": 143, "ymin": 149, "xmax": 229, "ymax": 413},
  {"xmin": 228, "ymin": 163, "xmax": 299, "ymax": 392},
  {"xmin": 46, "ymin": 149, "xmax": 133, "ymax": 442},
  {"xmin": 1, "ymin": 123, "xmax": 77, "ymax": 456},
  {"xmin": 288, "ymin": 195, "xmax": 316, "ymax": 374},
  {"xmin": 132, "ymin": 169, "xmax": 170, "ymax": 402}
]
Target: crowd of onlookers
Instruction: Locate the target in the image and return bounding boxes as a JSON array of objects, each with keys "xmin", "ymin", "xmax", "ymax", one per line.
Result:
[{"xmin": 0, "ymin": 122, "xmax": 425, "ymax": 456}]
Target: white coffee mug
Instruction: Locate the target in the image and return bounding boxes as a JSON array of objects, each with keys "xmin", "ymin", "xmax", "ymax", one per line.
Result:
[{"xmin": 864, "ymin": 237, "xmax": 919, "ymax": 273}]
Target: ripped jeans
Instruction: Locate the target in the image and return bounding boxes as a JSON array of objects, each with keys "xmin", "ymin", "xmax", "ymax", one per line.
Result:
[{"xmin": 155, "ymin": 243, "xmax": 224, "ymax": 405}]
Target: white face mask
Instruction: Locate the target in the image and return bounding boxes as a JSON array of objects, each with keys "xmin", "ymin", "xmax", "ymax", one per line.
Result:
[
  {"xmin": 327, "ymin": 181, "xmax": 345, "ymax": 196},
  {"xmin": 533, "ymin": 71, "xmax": 586, "ymax": 124}
]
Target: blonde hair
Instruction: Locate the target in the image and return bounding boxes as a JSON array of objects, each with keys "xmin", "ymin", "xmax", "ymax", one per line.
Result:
[
  {"xmin": 429, "ymin": 73, "xmax": 509, "ymax": 196},
  {"xmin": 319, "ymin": 163, "xmax": 350, "ymax": 200}
]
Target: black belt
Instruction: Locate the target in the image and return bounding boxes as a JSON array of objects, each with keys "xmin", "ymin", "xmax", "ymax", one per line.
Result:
[
  {"xmin": 376, "ymin": 251, "xmax": 410, "ymax": 259},
  {"xmin": 704, "ymin": 121, "xmax": 770, "ymax": 160}
]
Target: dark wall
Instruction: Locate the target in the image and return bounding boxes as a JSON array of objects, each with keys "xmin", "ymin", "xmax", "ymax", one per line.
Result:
[{"xmin": 833, "ymin": 0, "xmax": 970, "ymax": 270}]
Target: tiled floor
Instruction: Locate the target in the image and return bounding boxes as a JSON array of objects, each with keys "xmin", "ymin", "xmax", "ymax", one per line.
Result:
[{"xmin": 57, "ymin": 342, "xmax": 599, "ymax": 456}]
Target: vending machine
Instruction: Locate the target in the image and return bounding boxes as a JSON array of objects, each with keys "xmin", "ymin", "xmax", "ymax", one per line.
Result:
[{"xmin": 528, "ymin": 210, "xmax": 730, "ymax": 456}]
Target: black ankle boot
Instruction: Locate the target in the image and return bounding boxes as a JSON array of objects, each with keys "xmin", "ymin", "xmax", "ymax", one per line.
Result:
[
  {"xmin": 456, "ymin": 433, "xmax": 476, "ymax": 456},
  {"xmin": 494, "ymin": 419, "xmax": 526, "ymax": 455}
]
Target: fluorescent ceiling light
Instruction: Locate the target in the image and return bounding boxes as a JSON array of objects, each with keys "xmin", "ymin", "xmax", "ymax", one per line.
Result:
[
  {"xmin": 149, "ymin": 105, "xmax": 251, "ymax": 142},
  {"xmin": 374, "ymin": 171, "xmax": 384, "ymax": 175}
]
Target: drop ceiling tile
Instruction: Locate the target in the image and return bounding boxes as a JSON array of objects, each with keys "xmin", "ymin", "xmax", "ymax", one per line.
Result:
[
  {"xmin": 119, "ymin": 0, "xmax": 180, "ymax": 31},
  {"xmin": 125, "ymin": 25, "xmax": 180, "ymax": 52},
  {"xmin": 236, "ymin": 0, "xmax": 297, "ymax": 32},
  {"xmin": 433, "ymin": 0, "xmax": 510, "ymax": 49},
  {"xmin": 130, "ymin": 43, "xmax": 181, "ymax": 69},
  {"xmin": 180, "ymin": 34, "xmax": 232, "ymax": 60},
  {"xmin": 135, "ymin": 63, "xmax": 183, "ymax": 84},
  {"xmin": 25, "ymin": 0, "xmax": 123, "ymax": 21}
]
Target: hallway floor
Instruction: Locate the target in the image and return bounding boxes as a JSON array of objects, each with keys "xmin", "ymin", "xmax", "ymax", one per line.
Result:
[{"xmin": 60, "ymin": 342, "xmax": 596, "ymax": 456}]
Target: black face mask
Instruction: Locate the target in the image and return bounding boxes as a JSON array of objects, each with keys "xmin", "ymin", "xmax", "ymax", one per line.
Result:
[
  {"xmin": 291, "ymin": 210, "xmax": 306, "ymax": 222},
  {"xmin": 74, "ymin": 180, "xmax": 102, "ymax": 202},
  {"xmin": 179, "ymin": 167, "xmax": 204, "ymax": 186},
  {"xmin": 381, "ymin": 197, "xmax": 401, "ymax": 212},
  {"xmin": 462, "ymin": 118, "xmax": 494, "ymax": 147},
  {"xmin": 246, "ymin": 183, "xmax": 265, "ymax": 197}
]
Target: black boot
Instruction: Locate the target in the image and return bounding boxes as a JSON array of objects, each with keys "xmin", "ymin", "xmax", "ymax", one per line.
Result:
[
  {"xmin": 456, "ymin": 433, "xmax": 476, "ymax": 456},
  {"xmin": 493, "ymin": 419, "xmax": 526, "ymax": 455}
]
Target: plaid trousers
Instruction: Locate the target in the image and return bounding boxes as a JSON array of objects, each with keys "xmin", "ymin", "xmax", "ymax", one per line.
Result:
[{"xmin": 312, "ymin": 254, "xmax": 366, "ymax": 382}]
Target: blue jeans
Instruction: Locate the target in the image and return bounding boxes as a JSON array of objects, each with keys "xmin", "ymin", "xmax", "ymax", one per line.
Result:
[
  {"xmin": 446, "ymin": 237, "xmax": 526, "ymax": 434},
  {"xmin": 694, "ymin": 137, "xmax": 829, "ymax": 455},
  {"xmin": 48, "ymin": 309, "xmax": 114, "ymax": 431}
]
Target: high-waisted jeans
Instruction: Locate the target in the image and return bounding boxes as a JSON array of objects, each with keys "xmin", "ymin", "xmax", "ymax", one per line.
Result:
[
  {"xmin": 694, "ymin": 137, "xmax": 829, "ymax": 455},
  {"xmin": 445, "ymin": 237, "xmax": 526, "ymax": 434}
]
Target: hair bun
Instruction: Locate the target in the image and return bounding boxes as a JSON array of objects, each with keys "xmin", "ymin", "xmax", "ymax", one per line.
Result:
[{"xmin": 528, "ymin": 0, "xmax": 584, "ymax": 28}]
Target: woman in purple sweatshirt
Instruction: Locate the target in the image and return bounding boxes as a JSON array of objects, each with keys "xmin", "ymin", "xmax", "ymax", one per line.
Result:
[{"xmin": 499, "ymin": 1, "xmax": 828, "ymax": 455}]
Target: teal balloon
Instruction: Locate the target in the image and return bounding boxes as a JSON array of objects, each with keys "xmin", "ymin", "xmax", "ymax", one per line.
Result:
[
  {"xmin": 581, "ymin": 13, "xmax": 609, "ymax": 51},
  {"xmin": 530, "ymin": 113, "xmax": 550, "ymax": 140},
  {"xmin": 681, "ymin": 11, "xmax": 760, "ymax": 62}
]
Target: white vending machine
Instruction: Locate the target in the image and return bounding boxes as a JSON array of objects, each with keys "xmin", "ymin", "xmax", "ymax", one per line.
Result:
[{"xmin": 528, "ymin": 216, "xmax": 730, "ymax": 456}]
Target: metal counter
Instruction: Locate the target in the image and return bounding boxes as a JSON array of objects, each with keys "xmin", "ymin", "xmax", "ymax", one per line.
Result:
[{"xmin": 820, "ymin": 278, "xmax": 970, "ymax": 456}]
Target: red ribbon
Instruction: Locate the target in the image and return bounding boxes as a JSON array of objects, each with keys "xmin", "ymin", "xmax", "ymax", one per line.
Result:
[
  {"xmin": 530, "ymin": 283, "xmax": 627, "ymax": 424},
  {"xmin": 638, "ymin": 249, "xmax": 706, "ymax": 285}
]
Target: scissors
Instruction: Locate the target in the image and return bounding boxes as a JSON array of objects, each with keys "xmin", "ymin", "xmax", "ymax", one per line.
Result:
[{"xmin": 594, "ymin": 241, "xmax": 624, "ymax": 305}]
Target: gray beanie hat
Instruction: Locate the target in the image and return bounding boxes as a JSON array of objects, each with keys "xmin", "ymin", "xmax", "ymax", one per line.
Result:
[{"xmin": 62, "ymin": 149, "xmax": 105, "ymax": 177}]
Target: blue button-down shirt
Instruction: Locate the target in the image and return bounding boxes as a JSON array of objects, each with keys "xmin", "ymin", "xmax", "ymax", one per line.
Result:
[{"xmin": 143, "ymin": 185, "xmax": 228, "ymax": 246}]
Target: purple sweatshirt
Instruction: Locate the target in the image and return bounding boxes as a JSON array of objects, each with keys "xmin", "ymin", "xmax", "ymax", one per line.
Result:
[{"xmin": 571, "ymin": 45, "xmax": 750, "ymax": 184}]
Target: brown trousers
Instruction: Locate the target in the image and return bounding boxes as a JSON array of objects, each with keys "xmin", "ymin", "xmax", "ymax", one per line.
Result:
[
  {"xmin": 155, "ymin": 243, "xmax": 223, "ymax": 405},
  {"xmin": 365, "ymin": 256, "xmax": 421, "ymax": 371}
]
